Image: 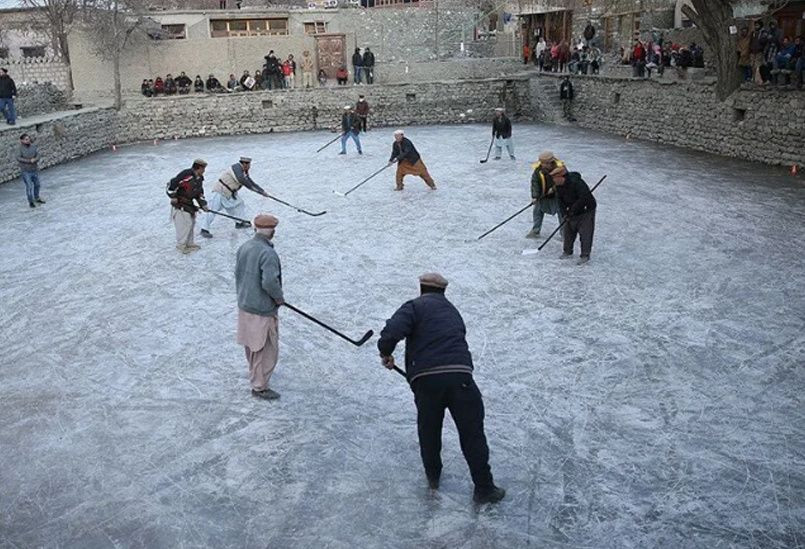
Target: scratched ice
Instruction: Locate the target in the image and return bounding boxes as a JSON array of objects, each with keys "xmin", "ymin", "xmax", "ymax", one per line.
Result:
[{"xmin": 1, "ymin": 124, "xmax": 803, "ymax": 547}]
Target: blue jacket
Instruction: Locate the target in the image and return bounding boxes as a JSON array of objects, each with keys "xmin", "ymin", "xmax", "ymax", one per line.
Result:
[
  {"xmin": 235, "ymin": 234, "xmax": 283, "ymax": 317},
  {"xmin": 378, "ymin": 293, "xmax": 474, "ymax": 382}
]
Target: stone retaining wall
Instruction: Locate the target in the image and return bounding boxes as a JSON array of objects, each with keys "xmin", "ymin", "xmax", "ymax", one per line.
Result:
[
  {"xmin": 3, "ymin": 57, "xmax": 72, "ymax": 92},
  {"xmin": 532, "ymin": 73, "xmax": 805, "ymax": 167}
]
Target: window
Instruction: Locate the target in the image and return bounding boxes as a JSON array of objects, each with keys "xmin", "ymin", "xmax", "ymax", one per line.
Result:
[
  {"xmin": 210, "ymin": 18, "xmax": 289, "ymax": 37},
  {"xmin": 21, "ymin": 46, "xmax": 46, "ymax": 58},
  {"xmin": 161, "ymin": 24, "xmax": 186, "ymax": 39},
  {"xmin": 304, "ymin": 21, "xmax": 327, "ymax": 34}
]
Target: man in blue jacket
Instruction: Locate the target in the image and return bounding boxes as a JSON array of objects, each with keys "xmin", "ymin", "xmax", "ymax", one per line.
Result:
[{"xmin": 378, "ymin": 273, "xmax": 505, "ymax": 504}]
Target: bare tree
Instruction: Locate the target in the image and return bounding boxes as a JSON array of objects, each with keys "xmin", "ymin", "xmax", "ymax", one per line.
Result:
[
  {"xmin": 21, "ymin": 0, "xmax": 83, "ymax": 62},
  {"xmin": 81, "ymin": 0, "xmax": 153, "ymax": 109}
]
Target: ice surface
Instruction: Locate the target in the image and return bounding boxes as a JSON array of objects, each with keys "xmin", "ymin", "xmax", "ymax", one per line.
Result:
[{"xmin": 1, "ymin": 124, "xmax": 803, "ymax": 547}]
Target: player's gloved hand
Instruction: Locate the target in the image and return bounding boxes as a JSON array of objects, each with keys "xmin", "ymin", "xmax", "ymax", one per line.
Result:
[{"xmin": 380, "ymin": 355, "xmax": 395, "ymax": 370}]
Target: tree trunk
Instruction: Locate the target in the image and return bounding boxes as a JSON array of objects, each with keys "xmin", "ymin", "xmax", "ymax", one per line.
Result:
[
  {"xmin": 684, "ymin": 0, "xmax": 741, "ymax": 101},
  {"xmin": 113, "ymin": 49, "xmax": 122, "ymax": 110}
]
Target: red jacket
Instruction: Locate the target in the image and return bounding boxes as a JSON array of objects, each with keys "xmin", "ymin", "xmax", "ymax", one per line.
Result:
[{"xmin": 633, "ymin": 43, "xmax": 646, "ymax": 61}]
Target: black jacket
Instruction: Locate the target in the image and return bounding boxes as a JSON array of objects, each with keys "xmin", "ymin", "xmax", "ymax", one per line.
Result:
[
  {"xmin": 378, "ymin": 292, "xmax": 474, "ymax": 382},
  {"xmin": 341, "ymin": 113, "xmax": 361, "ymax": 133},
  {"xmin": 363, "ymin": 51, "xmax": 375, "ymax": 67},
  {"xmin": 352, "ymin": 51, "xmax": 363, "ymax": 67},
  {"xmin": 0, "ymin": 74, "xmax": 17, "ymax": 99},
  {"xmin": 556, "ymin": 172, "xmax": 596, "ymax": 216},
  {"xmin": 166, "ymin": 168, "xmax": 207, "ymax": 214},
  {"xmin": 560, "ymin": 80, "xmax": 574, "ymax": 100},
  {"xmin": 492, "ymin": 115, "xmax": 512, "ymax": 138},
  {"xmin": 389, "ymin": 137, "xmax": 421, "ymax": 165}
]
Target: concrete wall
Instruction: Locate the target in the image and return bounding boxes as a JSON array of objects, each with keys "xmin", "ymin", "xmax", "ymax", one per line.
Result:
[{"xmin": 531, "ymin": 73, "xmax": 805, "ymax": 167}]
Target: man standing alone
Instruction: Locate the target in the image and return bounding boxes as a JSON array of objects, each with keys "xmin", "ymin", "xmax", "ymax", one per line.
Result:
[
  {"xmin": 18, "ymin": 134, "xmax": 44, "ymax": 208},
  {"xmin": 235, "ymin": 214, "xmax": 284, "ymax": 400},
  {"xmin": 355, "ymin": 94, "xmax": 370, "ymax": 132},
  {"xmin": 301, "ymin": 50, "xmax": 314, "ymax": 89},
  {"xmin": 560, "ymin": 76, "xmax": 574, "ymax": 121},
  {"xmin": 389, "ymin": 130, "xmax": 436, "ymax": 191},
  {"xmin": 491, "ymin": 107, "xmax": 515, "ymax": 160},
  {"xmin": 0, "ymin": 67, "xmax": 17, "ymax": 125},
  {"xmin": 166, "ymin": 159, "xmax": 208, "ymax": 254},
  {"xmin": 378, "ymin": 273, "xmax": 505, "ymax": 504},
  {"xmin": 339, "ymin": 105, "xmax": 363, "ymax": 155}
]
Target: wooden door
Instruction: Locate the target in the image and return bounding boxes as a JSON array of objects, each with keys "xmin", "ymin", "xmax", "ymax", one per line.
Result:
[{"xmin": 315, "ymin": 34, "xmax": 346, "ymax": 79}]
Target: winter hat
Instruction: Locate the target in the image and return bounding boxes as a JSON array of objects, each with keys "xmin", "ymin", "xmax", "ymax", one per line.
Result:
[
  {"xmin": 494, "ymin": 107, "xmax": 504, "ymax": 112},
  {"xmin": 239, "ymin": 156, "xmax": 252, "ymax": 164},
  {"xmin": 192, "ymin": 158, "xmax": 208, "ymax": 167},
  {"xmin": 538, "ymin": 151, "xmax": 555, "ymax": 163},
  {"xmin": 344, "ymin": 105, "xmax": 351, "ymax": 110},
  {"xmin": 419, "ymin": 272, "xmax": 448, "ymax": 289},
  {"xmin": 393, "ymin": 129, "xmax": 404, "ymax": 136},
  {"xmin": 254, "ymin": 214, "xmax": 279, "ymax": 229}
]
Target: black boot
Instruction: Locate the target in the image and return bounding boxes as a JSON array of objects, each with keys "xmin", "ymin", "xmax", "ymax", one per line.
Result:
[
  {"xmin": 35, "ymin": 197, "xmax": 46, "ymax": 204},
  {"xmin": 427, "ymin": 476, "xmax": 440, "ymax": 490},
  {"xmin": 200, "ymin": 229, "xmax": 213, "ymax": 238},
  {"xmin": 29, "ymin": 202, "xmax": 36, "ymax": 208},
  {"xmin": 473, "ymin": 485, "xmax": 505, "ymax": 504}
]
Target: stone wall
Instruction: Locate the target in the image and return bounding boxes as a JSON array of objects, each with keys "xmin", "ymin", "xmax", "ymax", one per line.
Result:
[
  {"xmin": 0, "ymin": 107, "xmax": 118, "ymax": 184},
  {"xmin": 531, "ymin": 73, "xmax": 805, "ymax": 167},
  {"xmin": 2, "ymin": 57, "xmax": 72, "ymax": 92},
  {"xmin": 16, "ymin": 83, "xmax": 69, "ymax": 117}
]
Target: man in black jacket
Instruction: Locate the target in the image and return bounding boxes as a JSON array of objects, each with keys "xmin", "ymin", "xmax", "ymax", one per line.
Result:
[
  {"xmin": 339, "ymin": 105, "xmax": 362, "ymax": 155},
  {"xmin": 362, "ymin": 47, "xmax": 375, "ymax": 84},
  {"xmin": 0, "ymin": 67, "xmax": 18, "ymax": 125},
  {"xmin": 559, "ymin": 76, "xmax": 574, "ymax": 121},
  {"xmin": 389, "ymin": 130, "xmax": 435, "ymax": 191},
  {"xmin": 555, "ymin": 171, "xmax": 596, "ymax": 264},
  {"xmin": 378, "ymin": 273, "xmax": 505, "ymax": 504},
  {"xmin": 352, "ymin": 47, "xmax": 363, "ymax": 84},
  {"xmin": 166, "ymin": 159, "xmax": 209, "ymax": 254},
  {"xmin": 491, "ymin": 107, "xmax": 515, "ymax": 160}
]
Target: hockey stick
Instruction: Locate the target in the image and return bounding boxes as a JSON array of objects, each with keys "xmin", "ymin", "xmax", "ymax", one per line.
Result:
[
  {"xmin": 208, "ymin": 209, "xmax": 251, "ymax": 224},
  {"xmin": 283, "ymin": 303, "xmax": 374, "ymax": 347},
  {"xmin": 264, "ymin": 192, "xmax": 326, "ymax": 217},
  {"xmin": 316, "ymin": 132, "xmax": 344, "ymax": 153},
  {"xmin": 334, "ymin": 163, "xmax": 392, "ymax": 197},
  {"xmin": 537, "ymin": 175, "xmax": 608, "ymax": 251},
  {"xmin": 479, "ymin": 136, "xmax": 495, "ymax": 163},
  {"xmin": 471, "ymin": 202, "xmax": 533, "ymax": 241}
]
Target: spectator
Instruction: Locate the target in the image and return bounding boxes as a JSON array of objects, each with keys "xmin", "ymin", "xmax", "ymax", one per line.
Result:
[
  {"xmin": 762, "ymin": 34, "xmax": 779, "ymax": 83},
  {"xmin": 254, "ymin": 68, "xmax": 264, "ymax": 90},
  {"xmin": 794, "ymin": 36, "xmax": 803, "ymax": 89},
  {"xmin": 737, "ymin": 26, "xmax": 752, "ymax": 82},
  {"xmin": 264, "ymin": 51, "xmax": 281, "ymax": 90},
  {"xmin": 632, "ymin": 40, "xmax": 646, "ymax": 77},
  {"xmin": 336, "ymin": 65, "xmax": 349, "ymax": 86},
  {"xmin": 550, "ymin": 41, "xmax": 560, "ymax": 72},
  {"xmin": 141, "ymin": 79, "xmax": 153, "ymax": 97},
  {"xmin": 193, "ymin": 75, "xmax": 204, "ymax": 93},
  {"xmin": 568, "ymin": 49, "xmax": 580, "ymax": 73},
  {"xmin": 749, "ymin": 20, "xmax": 768, "ymax": 84},
  {"xmin": 153, "ymin": 76, "xmax": 164, "ymax": 95},
  {"xmin": 318, "ymin": 69, "xmax": 328, "ymax": 87},
  {"xmin": 206, "ymin": 74, "xmax": 222, "ymax": 92},
  {"xmin": 219, "ymin": 0, "xmax": 226, "ymax": 7},
  {"xmin": 535, "ymin": 38, "xmax": 547, "ymax": 70},
  {"xmin": 176, "ymin": 71, "xmax": 192, "ymax": 94},
  {"xmin": 363, "ymin": 47, "xmax": 375, "ymax": 84},
  {"xmin": 239, "ymin": 70, "xmax": 254, "ymax": 91},
  {"xmin": 165, "ymin": 73, "xmax": 177, "ymax": 95},
  {"xmin": 590, "ymin": 47, "xmax": 601, "ymax": 75},
  {"xmin": 690, "ymin": 42, "xmax": 704, "ymax": 68},
  {"xmin": 773, "ymin": 36, "xmax": 796, "ymax": 85},
  {"xmin": 287, "ymin": 54, "xmax": 297, "ymax": 78},
  {"xmin": 282, "ymin": 58, "xmax": 294, "ymax": 89},
  {"xmin": 352, "ymin": 47, "xmax": 363, "ymax": 84},
  {"xmin": 558, "ymin": 41, "xmax": 570, "ymax": 73},
  {"xmin": 767, "ymin": 20, "xmax": 783, "ymax": 51},
  {"xmin": 559, "ymin": 75, "xmax": 574, "ymax": 121},
  {"xmin": 227, "ymin": 73, "xmax": 238, "ymax": 92},
  {"xmin": 0, "ymin": 67, "xmax": 17, "ymax": 125},
  {"xmin": 523, "ymin": 41, "xmax": 531, "ymax": 65},
  {"xmin": 301, "ymin": 50, "xmax": 314, "ymax": 88}
]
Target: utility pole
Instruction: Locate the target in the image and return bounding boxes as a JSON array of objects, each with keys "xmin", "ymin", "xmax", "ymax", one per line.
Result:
[{"xmin": 434, "ymin": 0, "xmax": 439, "ymax": 59}]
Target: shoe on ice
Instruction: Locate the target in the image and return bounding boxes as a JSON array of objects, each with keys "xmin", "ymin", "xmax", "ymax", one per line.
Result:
[
  {"xmin": 234, "ymin": 221, "xmax": 251, "ymax": 229},
  {"xmin": 510, "ymin": 156, "xmax": 516, "ymax": 160},
  {"xmin": 427, "ymin": 477, "xmax": 440, "ymax": 490},
  {"xmin": 186, "ymin": 244, "xmax": 201, "ymax": 251},
  {"xmin": 525, "ymin": 230, "xmax": 540, "ymax": 239},
  {"xmin": 394, "ymin": 186, "xmax": 404, "ymax": 191},
  {"xmin": 29, "ymin": 202, "xmax": 35, "ymax": 208},
  {"xmin": 200, "ymin": 229, "xmax": 213, "ymax": 238},
  {"xmin": 473, "ymin": 486, "xmax": 506, "ymax": 504},
  {"xmin": 35, "ymin": 198, "xmax": 46, "ymax": 204},
  {"xmin": 252, "ymin": 388, "xmax": 280, "ymax": 400},
  {"xmin": 428, "ymin": 183, "xmax": 437, "ymax": 190},
  {"xmin": 338, "ymin": 151, "xmax": 346, "ymax": 155},
  {"xmin": 493, "ymin": 157, "xmax": 501, "ymax": 160},
  {"xmin": 577, "ymin": 256, "xmax": 590, "ymax": 265},
  {"xmin": 560, "ymin": 253, "xmax": 573, "ymax": 259}
]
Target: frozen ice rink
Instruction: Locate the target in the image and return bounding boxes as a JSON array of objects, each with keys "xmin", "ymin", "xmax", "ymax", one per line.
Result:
[{"xmin": 1, "ymin": 124, "xmax": 803, "ymax": 547}]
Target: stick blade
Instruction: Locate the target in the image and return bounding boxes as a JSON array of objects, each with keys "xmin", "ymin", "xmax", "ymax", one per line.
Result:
[
  {"xmin": 522, "ymin": 248, "xmax": 540, "ymax": 256},
  {"xmin": 333, "ymin": 190, "xmax": 347, "ymax": 197},
  {"xmin": 353, "ymin": 330, "xmax": 374, "ymax": 346}
]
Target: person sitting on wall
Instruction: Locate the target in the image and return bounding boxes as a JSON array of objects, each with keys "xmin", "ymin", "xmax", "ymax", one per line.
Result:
[
  {"xmin": 227, "ymin": 73, "xmax": 239, "ymax": 92},
  {"xmin": 141, "ymin": 79, "xmax": 153, "ymax": 97},
  {"xmin": 254, "ymin": 68, "xmax": 264, "ymax": 90},
  {"xmin": 318, "ymin": 69, "xmax": 328, "ymax": 87},
  {"xmin": 194, "ymin": 75, "xmax": 204, "ymax": 93},
  {"xmin": 164, "ymin": 73, "xmax": 178, "ymax": 95},
  {"xmin": 154, "ymin": 76, "xmax": 165, "ymax": 95},
  {"xmin": 176, "ymin": 71, "xmax": 192, "ymax": 94},
  {"xmin": 240, "ymin": 70, "xmax": 254, "ymax": 91},
  {"xmin": 336, "ymin": 65, "xmax": 349, "ymax": 86},
  {"xmin": 206, "ymin": 74, "xmax": 222, "ymax": 92}
]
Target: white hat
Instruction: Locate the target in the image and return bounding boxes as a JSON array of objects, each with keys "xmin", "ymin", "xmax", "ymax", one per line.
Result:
[
  {"xmin": 344, "ymin": 105, "xmax": 351, "ymax": 110},
  {"xmin": 393, "ymin": 129, "xmax": 404, "ymax": 136}
]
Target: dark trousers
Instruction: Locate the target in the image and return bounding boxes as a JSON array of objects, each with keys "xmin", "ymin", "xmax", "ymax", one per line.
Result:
[
  {"xmin": 412, "ymin": 373, "xmax": 494, "ymax": 490},
  {"xmin": 563, "ymin": 210, "xmax": 595, "ymax": 257},
  {"xmin": 358, "ymin": 115, "xmax": 368, "ymax": 132}
]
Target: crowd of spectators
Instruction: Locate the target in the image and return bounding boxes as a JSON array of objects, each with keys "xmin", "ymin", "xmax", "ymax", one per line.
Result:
[
  {"xmin": 141, "ymin": 46, "xmax": 378, "ymax": 97},
  {"xmin": 737, "ymin": 21, "xmax": 803, "ymax": 88}
]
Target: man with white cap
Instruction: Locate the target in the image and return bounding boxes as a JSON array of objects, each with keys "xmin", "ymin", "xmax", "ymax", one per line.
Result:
[
  {"xmin": 491, "ymin": 108, "xmax": 515, "ymax": 160},
  {"xmin": 235, "ymin": 213, "xmax": 284, "ymax": 400},
  {"xmin": 388, "ymin": 130, "xmax": 436, "ymax": 191},
  {"xmin": 199, "ymin": 157, "xmax": 268, "ymax": 239},
  {"xmin": 339, "ymin": 105, "xmax": 363, "ymax": 155},
  {"xmin": 378, "ymin": 273, "xmax": 505, "ymax": 504},
  {"xmin": 166, "ymin": 159, "xmax": 209, "ymax": 254},
  {"xmin": 527, "ymin": 150, "xmax": 567, "ymax": 239}
]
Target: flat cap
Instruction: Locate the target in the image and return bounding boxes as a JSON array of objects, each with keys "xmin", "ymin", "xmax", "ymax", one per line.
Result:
[
  {"xmin": 419, "ymin": 272, "xmax": 448, "ymax": 289},
  {"xmin": 253, "ymin": 214, "xmax": 279, "ymax": 228},
  {"xmin": 239, "ymin": 156, "xmax": 252, "ymax": 163},
  {"xmin": 494, "ymin": 107, "xmax": 504, "ymax": 111},
  {"xmin": 393, "ymin": 129, "xmax": 404, "ymax": 135},
  {"xmin": 344, "ymin": 105, "xmax": 351, "ymax": 110},
  {"xmin": 193, "ymin": 158, "xmax": 208, "ymax": 166},
  {"xmin": 538, "ymin": 151, "xmax": 555, "ymax": 163}
]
